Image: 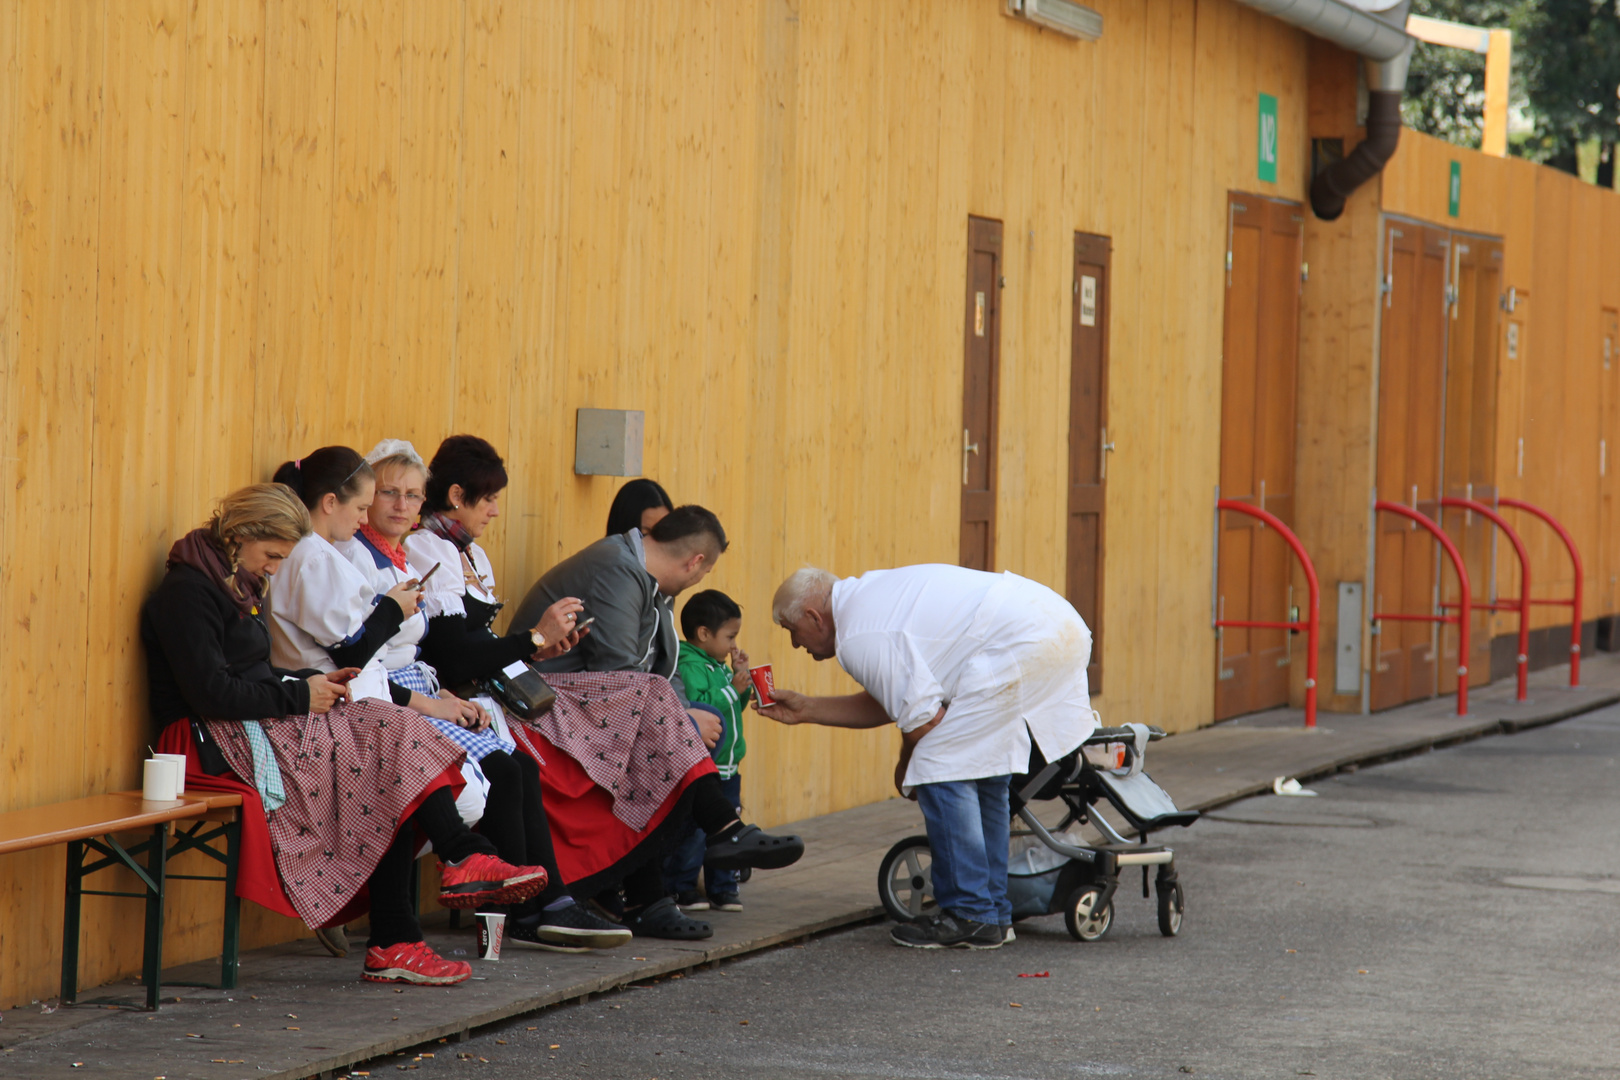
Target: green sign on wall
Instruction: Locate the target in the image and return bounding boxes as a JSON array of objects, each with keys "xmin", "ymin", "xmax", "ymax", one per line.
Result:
[
  {"xmin": 1448, "ymin": 160, "xmax": 1461, "ymax": 217},
  {"xmin": 1257, "ymin": 94, "xmax": 1279, "ymax": 183}
]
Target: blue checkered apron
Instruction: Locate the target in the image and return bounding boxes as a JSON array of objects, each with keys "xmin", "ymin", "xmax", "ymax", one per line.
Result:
[{"xmin": 389, "ymin": 661, "xmax": 515, "ymax": 762}]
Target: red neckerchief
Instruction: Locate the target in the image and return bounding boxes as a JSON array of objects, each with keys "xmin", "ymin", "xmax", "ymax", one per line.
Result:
[{"xmin": 357, "ymin": 520, "xmax": 409, "ymax": 571}]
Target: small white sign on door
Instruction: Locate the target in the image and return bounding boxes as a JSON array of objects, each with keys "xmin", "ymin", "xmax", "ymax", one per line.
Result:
[{"xmin": 1080, "ymin": 275, "xmax": 1097, "ymax": 327}]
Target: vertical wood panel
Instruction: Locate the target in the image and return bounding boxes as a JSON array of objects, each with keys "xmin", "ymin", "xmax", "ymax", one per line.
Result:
[{"xmin": 254, "ymin": 0, "xmax": 338, "ymax": 464}]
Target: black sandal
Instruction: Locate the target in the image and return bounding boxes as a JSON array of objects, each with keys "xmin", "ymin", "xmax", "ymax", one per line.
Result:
[
  {"xmin": 705, "ymin": 824, "xmax": 805, "ymax": 871},
  {"xmin": 625, "ymin": 896, "xmax": 712, "ymax": 940}
]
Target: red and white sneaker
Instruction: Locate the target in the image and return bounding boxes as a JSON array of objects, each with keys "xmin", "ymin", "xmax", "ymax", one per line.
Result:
[
  {"xmin": 437, "ymin": 852, "xmax": 548, "ymax": 908},
  {"xmin": 361, "ymin": 941, "xmax": 471, "ymax": 986}
]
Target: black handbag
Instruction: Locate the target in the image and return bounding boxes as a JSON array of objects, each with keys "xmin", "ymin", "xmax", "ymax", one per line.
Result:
[{"xmin": 484, "ymin": 658, "xmax": 557, "ymax": 720}]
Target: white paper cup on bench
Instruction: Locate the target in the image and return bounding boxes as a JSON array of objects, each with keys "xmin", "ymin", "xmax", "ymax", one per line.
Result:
[
  {"xmin": 154, "ymin": 753, "xmax": 188, "ymax": 795},
  {"xmin": 476, "ymin": 912, "xmax": 505, "ymax": 961},
  {"xmin": 142, "ymin": 757, "xmax": 181, "ymax": 801}
]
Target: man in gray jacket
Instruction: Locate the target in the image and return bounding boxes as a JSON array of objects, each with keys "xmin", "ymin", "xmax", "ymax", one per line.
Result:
[{"xmin": 508, "ymin": 505, "xmax": 728, "ymax": 744}]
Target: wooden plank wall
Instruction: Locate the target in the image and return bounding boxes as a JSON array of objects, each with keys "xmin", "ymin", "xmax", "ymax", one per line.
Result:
[
  {"xmin": 0, "ymin": 0, "xmax": 1310, "ymax": 1005},
  {"xmin": 1383, "ymin": 135, "xmax": 1620, "ymax": 639}
]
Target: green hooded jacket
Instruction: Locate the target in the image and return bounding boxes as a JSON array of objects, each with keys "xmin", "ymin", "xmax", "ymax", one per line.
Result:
[{"xmin": 676, "ymin": 639, "xmax": 750, "ymax": 779}]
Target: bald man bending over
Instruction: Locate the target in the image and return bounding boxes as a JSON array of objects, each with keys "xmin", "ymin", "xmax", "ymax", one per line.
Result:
[{"xmin": 758, "ymin": 564, "xmax": 1095, "ymax": 950}]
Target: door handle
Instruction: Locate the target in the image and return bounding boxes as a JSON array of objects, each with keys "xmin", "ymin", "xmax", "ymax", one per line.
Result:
[
  {"xmin": 1100, "ymin": 427, "xmax": 1115, "ymax": 480},
  {"xmin": 963, "ymin": 428, "xmax": 981, "ymax": 485}
]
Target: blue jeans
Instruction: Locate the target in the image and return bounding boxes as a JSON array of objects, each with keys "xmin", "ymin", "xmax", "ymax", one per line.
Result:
[
  {"xmin": 664, "ymin": 772, "xmax": 742, "ymax": 899},
  {"xmin": 915, "ymin": 775, "xmax": 1013, "ymax": 926}
]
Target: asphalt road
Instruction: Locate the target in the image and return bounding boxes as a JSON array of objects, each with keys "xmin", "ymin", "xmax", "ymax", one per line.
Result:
[{"xmin": 366, "ymin": 708, "xmax": 1620, "ymax": 1080}]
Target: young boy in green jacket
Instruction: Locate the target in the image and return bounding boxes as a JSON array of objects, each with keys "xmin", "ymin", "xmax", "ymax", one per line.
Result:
[{"xmin": 666, "ymin": 590, "xmax": 752, "ymax": 911}]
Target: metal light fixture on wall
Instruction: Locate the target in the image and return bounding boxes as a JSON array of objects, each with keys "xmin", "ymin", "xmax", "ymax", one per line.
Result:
[{"xmin": 1005, "ymin": 0, "xmax": 1103, "ymax": 41}]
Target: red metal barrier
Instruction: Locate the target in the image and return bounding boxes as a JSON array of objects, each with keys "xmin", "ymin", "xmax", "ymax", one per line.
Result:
[
  {"xmin": 1373, "ymin": 501, "xmax": 1471, "ymax": 716},
  {"xmin": 1438, "ymin": 497, "xmax": 1530, "ymax": 702},
  {"xmin": 1498, "ymin": 497, "xmax": 1584, "ymax": 687},
  {"xmin": 1214, "ymin": 499, "xmax": 1320, "ymax": 729}
]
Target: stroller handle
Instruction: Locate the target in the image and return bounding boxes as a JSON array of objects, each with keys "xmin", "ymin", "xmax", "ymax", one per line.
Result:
[{"xmin": 1087, "ymin": 724, "xmax": 1167, "ymax": 745}]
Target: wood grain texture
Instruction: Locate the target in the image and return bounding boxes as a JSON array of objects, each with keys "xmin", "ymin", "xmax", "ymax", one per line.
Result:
[{"xmin": 0, "ymin": 0, "xmax": 1350, "ymax": 1005}]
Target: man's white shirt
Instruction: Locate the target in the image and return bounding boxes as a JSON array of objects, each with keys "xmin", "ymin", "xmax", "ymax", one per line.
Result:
[{"xmin": 830, "ymin": 564, "xmax": 1097, "ymax": 788}]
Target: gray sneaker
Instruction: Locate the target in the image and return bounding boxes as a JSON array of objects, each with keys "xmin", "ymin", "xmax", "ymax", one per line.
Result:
[{"xmin": 890, "ymin": 914, "xmax": 1006, "ymax": 950}]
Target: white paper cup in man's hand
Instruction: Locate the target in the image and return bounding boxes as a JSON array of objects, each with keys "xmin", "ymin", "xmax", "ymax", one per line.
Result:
[{"xmin": 476, "ymin": 912, "xmax": 505, "ymax": 961}]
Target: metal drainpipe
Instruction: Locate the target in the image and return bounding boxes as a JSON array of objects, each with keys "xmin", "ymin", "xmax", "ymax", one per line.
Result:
[{"xmin": 1231, "ymin": 0, "xmax": 1415, "ymax": 220}]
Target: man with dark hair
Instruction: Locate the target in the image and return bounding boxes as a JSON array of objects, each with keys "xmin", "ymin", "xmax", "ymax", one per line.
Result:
[{"xmin": 509, "ymin": 505, "xmax": 728, "ymax": 713}]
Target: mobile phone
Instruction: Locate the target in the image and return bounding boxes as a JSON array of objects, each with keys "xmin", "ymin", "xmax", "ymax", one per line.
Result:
[
  {"xmin": 404, "ymin": 562, "xmax": 442, "ymax": 590},
  {"xmin": 328, "ymin": 668, "xmax": 358, "ymax": 685},
  {"xmin": 576, "ymin": 616, "xmax": 597, "ymax": 631}
]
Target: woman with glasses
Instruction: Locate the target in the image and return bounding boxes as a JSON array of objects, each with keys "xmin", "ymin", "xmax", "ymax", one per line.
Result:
[{"xmin": 343, "ymin": 440, "xmax": 629, "ymax": 953}]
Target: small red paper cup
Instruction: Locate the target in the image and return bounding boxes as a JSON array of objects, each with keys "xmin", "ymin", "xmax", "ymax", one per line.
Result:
[{"xmin": 748, "ymin": 664, "xmax": 775, "ymax": 706}]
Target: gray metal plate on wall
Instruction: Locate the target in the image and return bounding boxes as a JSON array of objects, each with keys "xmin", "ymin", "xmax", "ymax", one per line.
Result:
[
  {"xmin": 574, "ymin": 408, "xmax": 645, "ymax": 476},
  {"xmin": 1336, "ymin": 581, "xmax": 1363, "ymax": 695}
]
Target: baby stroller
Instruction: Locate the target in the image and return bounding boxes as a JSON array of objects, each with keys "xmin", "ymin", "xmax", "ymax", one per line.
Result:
[{"xmin": 877, "ymin": 724, "xmax": 1199, "ymax": 941}]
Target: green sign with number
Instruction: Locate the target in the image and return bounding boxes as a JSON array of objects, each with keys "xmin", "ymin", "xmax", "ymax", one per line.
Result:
[
  {"xmin": 1448, "ymin": 160, "xmax": 1461, "ymax": 217},
  {"xmin": 1257, "ymin": 94, "xmax": 1279, "ymax": 183}
]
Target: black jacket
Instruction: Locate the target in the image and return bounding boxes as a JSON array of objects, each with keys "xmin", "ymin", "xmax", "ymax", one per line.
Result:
[{"xmin": 142, "ymin": 564, "xmax": 314, "ymax": 727}]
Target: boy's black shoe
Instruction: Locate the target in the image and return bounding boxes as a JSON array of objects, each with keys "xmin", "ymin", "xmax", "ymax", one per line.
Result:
[
  {"xmin": 675, "ymin": 889, "xmax": 710, "ymax": 912},
  {"xmin": 890, "ymin": 913, "xmax": 1006, "ymax": 950},
  {"xmin": 708, "ymin": 892, "xmax": 743, "ymax": 913}
]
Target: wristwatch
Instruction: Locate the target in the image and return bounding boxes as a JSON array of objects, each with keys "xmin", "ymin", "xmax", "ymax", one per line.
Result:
[{"xmin": 530, "ymin": 626, "xmax": 547, "ymax": 650}]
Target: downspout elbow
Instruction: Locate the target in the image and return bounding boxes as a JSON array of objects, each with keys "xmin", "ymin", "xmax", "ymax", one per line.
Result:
[{"xmin": 1310, "ymin": 89, "xmax": 1403, "ymax": 221}]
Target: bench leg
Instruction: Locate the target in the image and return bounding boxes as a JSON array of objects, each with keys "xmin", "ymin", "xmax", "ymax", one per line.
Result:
[
  {"xmin": 61, "ymin": 840, "xmax": 84, "ymax": 1005},
  {"xmin": 220, "ymin": 818, "xmax": 241, "ymax": 990},
  {"xmin": 142, "ymin": 823, "xmax": 168, "ymax": 1012}
]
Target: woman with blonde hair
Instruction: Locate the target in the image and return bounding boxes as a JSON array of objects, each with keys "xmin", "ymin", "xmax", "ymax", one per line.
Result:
[{"xmin": 145, "ymin": 482, "xmax": 549, "ymax": 987}]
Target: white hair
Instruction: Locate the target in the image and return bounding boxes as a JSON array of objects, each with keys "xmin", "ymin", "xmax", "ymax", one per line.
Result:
[{"xmin": 772, "ymin": 567, "xmax": 837, "ymax": 626}]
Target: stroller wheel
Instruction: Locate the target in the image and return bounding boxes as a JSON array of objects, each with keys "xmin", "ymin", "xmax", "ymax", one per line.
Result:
[
  {"xmin": 1156, "ymin": 880, "xmax": 1184, "ymax": 937},
  {"xmin": 877, "ymin": 835, "xmax": 937, "ymax": 923},
  {"xmin": 1064, "ymin": 886, "xmax": 1112, "ymax": 942}
]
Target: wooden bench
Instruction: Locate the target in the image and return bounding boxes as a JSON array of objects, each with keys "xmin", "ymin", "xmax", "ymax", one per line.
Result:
[{"xmin": 0, "ymin": 790, "xmax": 243, "ymax": 1011}]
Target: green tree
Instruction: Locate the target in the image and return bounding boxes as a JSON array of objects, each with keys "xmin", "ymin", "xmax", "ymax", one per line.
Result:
[{"xmin": 1516, "ymin": 0, "xmax": 1620, "ymax": 177}]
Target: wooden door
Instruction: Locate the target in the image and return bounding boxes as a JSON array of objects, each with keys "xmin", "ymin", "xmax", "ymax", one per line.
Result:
[
  {"xmin": 960, "ymin": 217, "xmax": 1003, "ymax": 570},
  {"xmin": 1439, "ymin": 235, "xmax": 1502, "ymax": 693},
  {"xmin": 1372, "ymin": 222, "xmax": 1450, "ymax": 710},
  {"xmin": 1068, "ymin": 233, "xmax": 1111, "ymax": 692},
  {"xmin": 1216, "ymin": 194, "xmax": 1304, "ymax": 719},
  {"xmin": 1599, "ymin": 308, "xmax": 1620, "ymax": 617}
]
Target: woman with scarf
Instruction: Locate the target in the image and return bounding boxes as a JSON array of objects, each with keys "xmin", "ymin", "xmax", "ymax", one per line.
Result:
[
  {"xmin": 344, "ymin": 439, "xmax": 629, "ymax": 953},
  {"xmin": 144, "ymin": 483, "xmax": 549, "ymax": 987},
  {"xmin": 407, "ymin": 435, "xmax": 802, "ymax": 943}
]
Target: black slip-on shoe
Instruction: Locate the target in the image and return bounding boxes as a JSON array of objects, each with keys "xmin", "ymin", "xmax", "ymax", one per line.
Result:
[
  {"xmin": 625, "ymin": 896, "xmax": 713, "ymax": 940},
  {"xmin": 704, "ymin": 825, "xmax": 804, "ymax": 871}
]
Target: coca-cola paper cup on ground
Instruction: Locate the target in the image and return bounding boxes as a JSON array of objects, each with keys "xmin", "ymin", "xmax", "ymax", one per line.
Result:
[
  {"xmin": 748, "ymin": 664, "xmax": 775, "ymax": 706},
  {"xmin": 476, "ymin": 911, "xmax": 505, "ymax": 961}
]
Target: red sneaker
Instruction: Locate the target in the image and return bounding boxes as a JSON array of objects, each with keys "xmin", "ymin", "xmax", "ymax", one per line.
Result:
[
  {"xmin": 361, "ymin": 941, "xmax": 471, "ymax": 986},
  {"xmin": 437, "ymin": 852, "xmax": 548, "ymax": 908}
]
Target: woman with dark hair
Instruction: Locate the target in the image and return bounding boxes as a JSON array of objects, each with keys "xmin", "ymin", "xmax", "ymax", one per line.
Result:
[
  {"xmin": 145, "ymin": 483, "xmax": 548, "ymax": 987},
  {"xmin": 407, "ymin": 436, "xmax": 800, "ymax": 942},
  {"xmin": 606, "ymin": 478, "xmax": 674, "ymax": 537}
]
